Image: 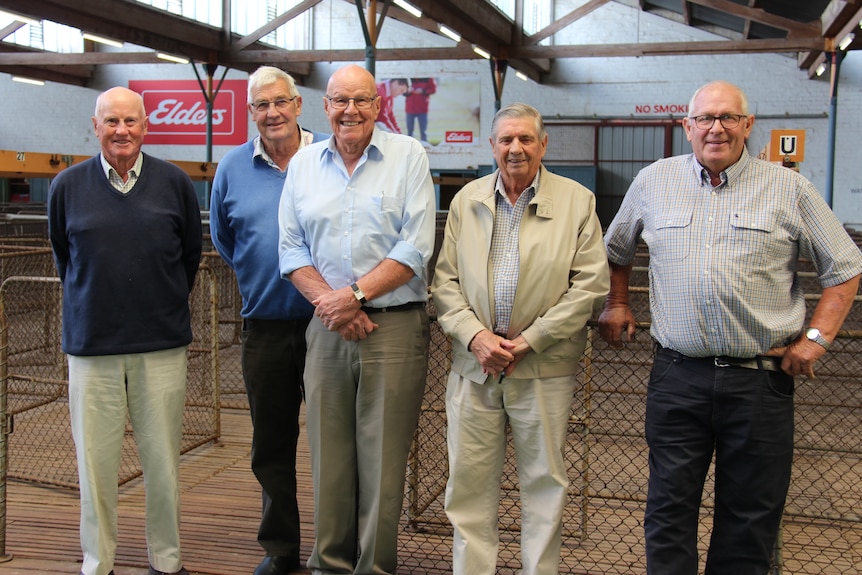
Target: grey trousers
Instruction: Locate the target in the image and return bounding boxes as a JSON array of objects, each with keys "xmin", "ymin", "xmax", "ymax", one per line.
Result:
[{"xmin": 304, "ymin": 308, "xmax": 429, "ymax": 575}]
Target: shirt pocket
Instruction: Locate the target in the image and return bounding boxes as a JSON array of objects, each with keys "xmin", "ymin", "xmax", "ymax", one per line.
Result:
[
  {"xmin": 369, "ymin": 194, "xmax": 405, "ymax": 234},
  {"xmin": 729, "ymin": 212, "xmax": 774, "ymax": 267},
  {"xmin": 650, "ymin": 210, "xmax": 693, "ymax": 263}
]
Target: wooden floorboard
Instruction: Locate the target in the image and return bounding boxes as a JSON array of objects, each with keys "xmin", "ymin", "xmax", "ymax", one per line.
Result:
[
  {"xmin": 0, "ymin": 408, "xmax": 312, "ymax": 575},
  {"xmin": 2, "ymin": 402, "xmax": 859, "ymax": 575}
]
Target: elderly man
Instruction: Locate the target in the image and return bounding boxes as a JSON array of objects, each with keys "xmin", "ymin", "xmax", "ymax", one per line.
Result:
[
  {"xmin": 431, "ymin": 102, "xmax": 609, "ymax": 575},
  {"xmin": 599, "ymin": 80, "xmax": 862, "ymax": 575},
  {"xmin": 210, "ymin": 65, "xmax": 326, "ymax": 575},
  {"xmin": 48, "ymin": 86, "xmax": 201, "ymax": 575},
  {"xmin": 277, "ymin": 64, "xmax": 435, "ymax": 575}
]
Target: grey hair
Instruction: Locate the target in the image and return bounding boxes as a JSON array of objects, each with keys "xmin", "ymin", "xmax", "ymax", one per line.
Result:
[
  {"xmin": 491, "ymin": 102, "xmax": 547, "ymax": 141},
  {"xmin": 687, "ymin": 81, "xmax": 750, "ymax": 116},
  {"xmin": 247, "ymin": 66, "xmax": 299, "ymax": 103}
]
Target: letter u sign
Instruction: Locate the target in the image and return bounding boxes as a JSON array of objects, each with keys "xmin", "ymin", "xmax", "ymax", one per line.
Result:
[
  {"xmin": 769, "ymin": 129, "xmax": 806, "ymax": 162},
  {"xmin": 779, "ymin": 135, "xmax": 797, "ymax": 155}
]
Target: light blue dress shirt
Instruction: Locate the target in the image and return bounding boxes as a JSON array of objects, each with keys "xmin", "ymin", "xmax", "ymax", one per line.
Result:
[{"xmin": 277, "ymin": 128, "xmax": 436, "ymax": 307}]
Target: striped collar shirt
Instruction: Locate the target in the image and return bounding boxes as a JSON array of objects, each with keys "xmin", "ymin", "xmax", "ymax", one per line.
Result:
[
  {"xmin": 491, "ymin": 171, "xmax": 538, "ymax": 336},
  {"xmin": 604, "ymin": 149, "xmax": 862, "ymax": 357},
  {"xmin": 253, "ymin": 126, "xmax": 317, "ymax": 172},
  {"xmin": 100, "ymin": 153, "xmax": 143, "ymax": 194}
]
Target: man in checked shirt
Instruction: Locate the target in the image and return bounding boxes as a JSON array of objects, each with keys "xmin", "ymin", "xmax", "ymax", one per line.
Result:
[{"xmin": 599, "ymin": 80, "xmax": 862, "ymax": 575}]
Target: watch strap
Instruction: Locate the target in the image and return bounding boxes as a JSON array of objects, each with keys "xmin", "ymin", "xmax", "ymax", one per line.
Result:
[
  {"xmin": 806, "ymin": 328, "xmax": 830, "ymax": 350},
  {"xmin": 350, "ymin": 282, "xmax": 367, "ymax": 304}
]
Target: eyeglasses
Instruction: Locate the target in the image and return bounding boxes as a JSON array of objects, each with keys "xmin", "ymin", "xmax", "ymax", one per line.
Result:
[
  {"xmin": 251, "ymin": 97, "xmax": 297, "ymax": 113},
  {"xmin": 689, "ymin": 114, "xmax": 748, "ymax": 130},
  {"xmin": 326, "ymin": 96, "xmax": 378, "ymax": 110}
]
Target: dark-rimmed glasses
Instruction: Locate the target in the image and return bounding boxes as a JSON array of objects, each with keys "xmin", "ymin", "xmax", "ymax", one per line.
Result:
[
  {"xmin": 326, "ymin": 96, "xmax": 378, "ymax": 110},
  {"xmin": 251, "ymin": 97, "xmax": 297, "ymax": 113},
  {"xmin": 689, "ymin": 114, "xmax": 748, "ymax": 130}
]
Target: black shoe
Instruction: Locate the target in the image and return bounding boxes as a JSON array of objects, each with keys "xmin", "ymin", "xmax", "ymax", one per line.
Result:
[
  {"xmin": 254, "ymin": 556, "xmax": 306, "ymax": 575},
  {"xmin": 148, "ymin": 567, "xmax": 190, "ymax": 575}
]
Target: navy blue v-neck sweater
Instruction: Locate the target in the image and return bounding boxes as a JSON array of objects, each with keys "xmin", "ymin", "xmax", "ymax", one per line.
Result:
[{"xmin": 48, "ymin": 154, "xmax": 203, "ymax": 356}]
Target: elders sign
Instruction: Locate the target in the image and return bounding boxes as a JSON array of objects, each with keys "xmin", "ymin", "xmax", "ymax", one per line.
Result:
[{"xmin": 129, "ymin": 80, "xmax": 248, "ymax": 145}]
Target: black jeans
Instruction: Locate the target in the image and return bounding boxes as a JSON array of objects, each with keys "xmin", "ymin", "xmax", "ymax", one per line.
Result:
[
  {"xmin": 645, "ymin": 347, "xmax": 794, "ymax": 575},
  {"xmin": 241, "ymin": 317, "xmax": 310, "ymax": 559}
]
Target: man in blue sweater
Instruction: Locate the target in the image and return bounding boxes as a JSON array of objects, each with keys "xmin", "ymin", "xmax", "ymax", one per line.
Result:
[
  {"xmin": 48, "ymin": 86, "xmax": 201, "ymax": 575},
  {"xmin": 210, "ymin": 66, "xmax": 326, "ymax": 575}
]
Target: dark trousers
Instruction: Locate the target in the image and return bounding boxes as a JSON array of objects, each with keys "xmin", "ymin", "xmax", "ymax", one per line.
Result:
[
  {"xmin": 241, "ymin": 317, "xmax": 310, "ymax": 559},
  {"xmin": 406, "ymin": 113, "xmax": 429, "ymax": 141},
  {"xmin": 645, "ymin": 348, "xmax": 794, "ymax": 575}
]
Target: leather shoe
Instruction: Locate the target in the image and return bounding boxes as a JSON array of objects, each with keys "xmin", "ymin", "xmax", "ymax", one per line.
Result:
[
  {"xmin": 148, "ymin": 567, "xmax": 190, "ymax": 575},
  {"xmin": 254, "ymin": 555, "xmax": 308, "ymax": 575}
]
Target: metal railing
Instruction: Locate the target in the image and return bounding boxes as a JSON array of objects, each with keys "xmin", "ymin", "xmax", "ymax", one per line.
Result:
[
  {"xmin": 0, "ymin": 265, "xmax": 221, "ymax": 558},
  {"xmin": 0, "ymin": 238, "xmax": 858, "ymax": 574}
]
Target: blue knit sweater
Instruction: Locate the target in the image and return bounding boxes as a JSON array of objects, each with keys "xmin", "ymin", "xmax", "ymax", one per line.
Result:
[
  {"xmin": 48, "ymin": 154, "xmax": 202, "ymax": 356},
  {"xmin": 210, "ymin": 132, "xmax": 326, "ymax": 320}
]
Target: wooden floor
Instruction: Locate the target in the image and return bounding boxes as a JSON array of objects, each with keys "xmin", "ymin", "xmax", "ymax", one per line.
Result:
[{"xmin": 0, "ymin": 408, "xmax": 315, "ymax": 575}]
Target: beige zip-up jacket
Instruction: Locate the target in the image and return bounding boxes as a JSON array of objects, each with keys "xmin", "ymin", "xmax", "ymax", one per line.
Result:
[{"xmin": 431, "ymin": 165, "xmax": 610, "ymax": 384}]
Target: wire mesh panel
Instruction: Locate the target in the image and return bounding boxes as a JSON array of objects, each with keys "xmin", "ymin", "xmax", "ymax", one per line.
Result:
[
  {"xmin": 0, "ymin": 228, "xmax": 858, "ymax": 573},
  {"xmin": 400, "ymin": 274, "xmax": 862, "ymax": 574},
  {"xmin": 0, "ymin": 268, "xmax": 221, "ymax": 489},
  {"xmin": 201, "ymin": 251, "xmax": 247, "ymax": 409}
]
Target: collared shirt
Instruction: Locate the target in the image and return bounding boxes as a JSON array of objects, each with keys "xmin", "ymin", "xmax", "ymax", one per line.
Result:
[
  {"xmin": 605, "ymin": 148, "xmax": 862, "ymax": 357},
  {"xmin": 490, "ymin": 172, "xmax": 538, "ymax": 335},
  {"xmin": 278, "ymin": 128, "xmax": 436, "ymax": 307},
  {"xmin": 100, "ymin": 153, "xmax": 143, "ymax": 193},
  {"xmin": 252, "ymin": 128, "xmax": 317, "ymax": 172}
]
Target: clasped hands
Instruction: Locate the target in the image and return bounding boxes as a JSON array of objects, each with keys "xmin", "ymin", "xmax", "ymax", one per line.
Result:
[
  {"xmin": 470, "ymin": 329, "xmax": 529, "ymax": 380},
  {"xmin": 313, "ymin": 286, "xmax": 378, "ymax": 341}
]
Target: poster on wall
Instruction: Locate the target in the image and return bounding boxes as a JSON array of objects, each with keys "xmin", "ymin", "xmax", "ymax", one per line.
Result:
[
  {"xmin": 129, "ymin": 79, "xmax": 248, "ymax": 145},
  {"xmin": 375, "ymin": 74, "xmax": 480, "ymax": 150}
]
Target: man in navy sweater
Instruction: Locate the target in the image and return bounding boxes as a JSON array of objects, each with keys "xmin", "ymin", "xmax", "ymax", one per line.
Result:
[
  {"xmin": 210, "ymin": 66, "xmax": 326, "ymax": 575},
  {"xmin": 48, "ymin": 86, "xmax": 201, "ymax": 575}
]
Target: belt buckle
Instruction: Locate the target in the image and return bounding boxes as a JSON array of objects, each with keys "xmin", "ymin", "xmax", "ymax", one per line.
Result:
[{"xmin": 714, "ymin": 357, "xmax": 731, "ymax": 368}]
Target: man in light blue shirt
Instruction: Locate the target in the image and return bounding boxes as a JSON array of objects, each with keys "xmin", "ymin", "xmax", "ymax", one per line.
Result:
[{"xmin": 277, "ymin": 64, "xmax": 435, "ymax": 575}]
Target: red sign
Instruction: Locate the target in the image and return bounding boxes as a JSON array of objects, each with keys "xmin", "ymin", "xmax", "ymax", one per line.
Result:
[
  {"xmin": 129, "ymin": 79, "xmax": 248, "ymax": 145},
  {"xmin": 445, "ymin": 131, "xmax": 474, "ymax": 144}
]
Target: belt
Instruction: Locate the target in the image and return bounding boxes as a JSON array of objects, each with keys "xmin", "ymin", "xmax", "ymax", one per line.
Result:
[
  {"xmin": 656, "ymin": 344, "xmax": 783, "ymax": 372},
  {"xmin": 243, "ymin": 317, "xmax": 310, "ymax": 330},
  {"xmin": 361, "ymin": 301, "xmax": 425, "ymax": 314}
]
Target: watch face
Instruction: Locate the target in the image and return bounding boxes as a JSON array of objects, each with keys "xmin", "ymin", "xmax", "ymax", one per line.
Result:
[{"xmin": 805, "ymin": 328, "xmax": 829, "ymax": 349}]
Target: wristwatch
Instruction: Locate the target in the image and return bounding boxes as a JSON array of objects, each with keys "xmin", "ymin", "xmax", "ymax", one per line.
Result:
[
  {"xmin": 350, "ymin": 282, "xmax": 367, "ymax": 305},
  {"xmin": 805, "ymin": 327, "xmax": 830, "ymax": 350}
]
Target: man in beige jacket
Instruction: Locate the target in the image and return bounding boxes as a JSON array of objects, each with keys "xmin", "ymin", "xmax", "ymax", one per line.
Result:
[{"xmin": 431, "ymin": 102, "xmax": 609, "ymax": 575}]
